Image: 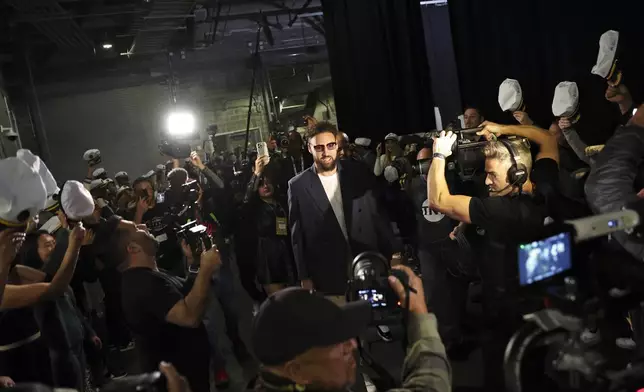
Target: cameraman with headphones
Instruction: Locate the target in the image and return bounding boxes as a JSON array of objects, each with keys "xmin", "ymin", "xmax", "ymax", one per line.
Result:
[{"xmin": 428, "ymin": 123, "xmax": 561, "ymax": 389}]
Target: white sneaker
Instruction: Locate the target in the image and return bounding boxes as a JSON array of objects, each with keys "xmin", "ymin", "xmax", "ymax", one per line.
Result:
[
  {"xmin": 363, "ymin": 373, "xmax": 377, "ymax": 392},
  {"xmin": 616, "ymin": 337, "xmax": 637, "ymax": 350}
]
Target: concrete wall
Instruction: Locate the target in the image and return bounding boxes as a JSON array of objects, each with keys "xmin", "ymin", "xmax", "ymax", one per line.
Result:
[{"xmin": 36, "ymin": 80, "xmax": 270, "ymax": 181}]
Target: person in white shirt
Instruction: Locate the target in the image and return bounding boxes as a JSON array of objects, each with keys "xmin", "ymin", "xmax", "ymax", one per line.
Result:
[{"xmin": 374, "ymin": 133, "xmax": 402, "ymax": 177}]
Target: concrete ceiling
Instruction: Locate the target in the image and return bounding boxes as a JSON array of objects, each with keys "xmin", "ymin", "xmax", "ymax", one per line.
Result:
[{"xmin": 0, "ymin": 0, "xmax": 327, "ymax": 97}]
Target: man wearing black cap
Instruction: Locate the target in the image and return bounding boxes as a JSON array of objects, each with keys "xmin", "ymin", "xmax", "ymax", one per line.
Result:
[{"xmin": 251, "ymin": 265, "xmax": 451, "ymax": 392}]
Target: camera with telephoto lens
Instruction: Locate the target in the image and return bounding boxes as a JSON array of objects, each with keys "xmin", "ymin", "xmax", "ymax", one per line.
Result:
[
  {"xmin": 503, "ymin": 208, "xmax": 644, "ymax": 392},
  {"xmin": 158, "ymin": 140, "xmax": 192, "ymax": 159},
  {"xmin": 346, "ymin": 251, "xmax": 412, "ymax": 326}
]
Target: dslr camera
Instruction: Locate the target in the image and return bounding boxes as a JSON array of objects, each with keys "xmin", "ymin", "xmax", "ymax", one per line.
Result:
[{"xmin": 346, "ymin": 251, "xmax": 411, "ymax": 326}]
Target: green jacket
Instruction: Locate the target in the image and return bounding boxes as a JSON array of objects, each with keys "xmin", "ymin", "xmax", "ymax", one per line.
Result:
[{"xmin": 255, "ymin": 312, "xmax": 451, "ymax": 392}]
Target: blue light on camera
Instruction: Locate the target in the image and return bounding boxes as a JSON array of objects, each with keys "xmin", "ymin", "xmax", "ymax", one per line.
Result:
[{"xmin": 607, "ymin": 219, "xmax": 618, "ymax": 228}]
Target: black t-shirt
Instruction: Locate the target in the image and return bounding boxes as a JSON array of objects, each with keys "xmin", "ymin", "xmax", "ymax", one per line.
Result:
[
  {"xmin": 468, "ymin": 158, "xmax": 560, "ymax": 316},
  {"xmin": 469, "ymin": 158, "xmax": 559, "ymax": 243},
  {"xmin": 121, "ymin": 268, "xmax": 210, "ymax": 391},
  {"xmin": 410, "ymin": 177, "xmax": 458, "ymax": 248}
]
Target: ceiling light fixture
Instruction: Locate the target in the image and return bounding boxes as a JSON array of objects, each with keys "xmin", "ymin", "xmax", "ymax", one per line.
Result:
[{"xmin": 102, "ymin": 43, "xmax": 113, "ymax": 50}]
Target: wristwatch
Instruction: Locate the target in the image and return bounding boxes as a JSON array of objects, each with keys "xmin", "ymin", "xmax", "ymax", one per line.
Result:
[{"xmin": 433, "ymin": 153, "xmax": 446, "ymax": 160}]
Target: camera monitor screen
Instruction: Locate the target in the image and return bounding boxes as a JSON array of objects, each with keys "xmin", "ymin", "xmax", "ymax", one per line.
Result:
[
  {"xmin": 518, "ymin": 232, "xmax": 572, "ymax": 286},
  {"xmin": 358, "ymin": 289, "xmax": 388, "ymax": 308}
]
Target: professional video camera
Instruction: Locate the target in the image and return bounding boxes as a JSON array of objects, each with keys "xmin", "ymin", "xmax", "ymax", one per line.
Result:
[
  {"xmin": 158, "ymin": 140, "xmax": 192, "ymax": 159},
  {"xmin": 409, "ymin": 127, "xmax": 529, "ymax": 183},
  {"xmin": 503, "ymin": 208, "xmax": 644, "ymax": 392}
]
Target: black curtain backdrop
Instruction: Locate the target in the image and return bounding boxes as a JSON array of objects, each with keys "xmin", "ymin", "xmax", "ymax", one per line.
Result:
[
  {"xmin": 321, "ymin": 0, "xmax": 435, "ymax": 141},
  {"xmin": 421, "ymin": 3, "xmax": 462, "ymax": 125},
  {"xmin": 449, "ymin": 0, "xmax": 644, "ymax": 145}
]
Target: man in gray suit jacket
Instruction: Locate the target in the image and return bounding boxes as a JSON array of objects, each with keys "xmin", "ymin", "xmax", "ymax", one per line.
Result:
[{"xmin": 288, "ymin": 121, "xmax": 400, "ymax": 296}]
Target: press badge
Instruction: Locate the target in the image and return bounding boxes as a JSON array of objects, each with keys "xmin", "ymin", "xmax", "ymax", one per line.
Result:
[{"xmin": 276, "ymin": 217, "xmax": 288, "ymax": 236}]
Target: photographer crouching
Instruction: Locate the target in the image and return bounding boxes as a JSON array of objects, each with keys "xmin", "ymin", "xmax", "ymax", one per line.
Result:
[{"xmin": 251, "ymin": 265, "xmax": 451, "ymax": 392}]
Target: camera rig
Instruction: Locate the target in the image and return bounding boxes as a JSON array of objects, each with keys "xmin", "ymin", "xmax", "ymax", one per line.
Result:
[{"xmin": 503, "ymin": 209, "xmax": 644, "ymax": 392}]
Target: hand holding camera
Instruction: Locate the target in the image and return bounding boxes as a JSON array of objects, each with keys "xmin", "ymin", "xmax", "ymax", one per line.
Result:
[
  {"xmin": 200, "ymin": 246, "xmax": 222, "ymax": 274},
  {"xmin": 477, "ymin": 121, "xmax": 507, "ymax": 140},
  {"xmin": 388, "ymin": 265, "xmax": 427, "ymax": 315},
  {"xmin": 432, "ymin": 130, "xmax": 458, "ymax": 157},
  {"xmin": 190, "ymin": 151, "xmax": 206, "ymax": 170}
]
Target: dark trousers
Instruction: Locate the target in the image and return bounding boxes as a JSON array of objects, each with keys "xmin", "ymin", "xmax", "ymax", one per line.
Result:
[
  {"xmin": 213, "ymin": 245, "xmax": 247, "ymax": 353},
  {"xmin": 48, "ymin": 346, "xmax": 84, "ymax": 390},
  {"xmin": 0, "ymin": 338, "xmax": 52, "ymax": 385},
  {"xmin": 418, "ymin": 243, "xmax": 467, "ymax": 343},
  {"xmin": 100, "ymin": 273, "xmax": 131, "ymax": 348}
]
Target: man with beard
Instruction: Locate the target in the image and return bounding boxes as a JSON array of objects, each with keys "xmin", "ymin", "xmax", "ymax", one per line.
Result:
[
  {"xmin": 118, "ymin": 226, "xmax": 222, "ymax": 392},
  {"xmin": 288, "ymin": 121, "xmax": 399, "ymax": 299}
]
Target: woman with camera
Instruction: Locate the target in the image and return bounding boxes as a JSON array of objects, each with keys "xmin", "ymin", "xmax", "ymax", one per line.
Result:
[{"xmin": 242, "ymin": 155, "xmax": 296, "ymax": 296}]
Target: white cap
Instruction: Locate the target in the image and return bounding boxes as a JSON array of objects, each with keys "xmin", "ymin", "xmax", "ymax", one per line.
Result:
[
  {"xmin": 0, "ymin": 157, "xmax": 48, "ymax": 226},
  {"xmin": 342, "ymin": 133, "xmax": 350, "ymax": 143},
  {"xmin": 83, "ymin": 149, "xmax": 101, "ymax": 162},
  {"xmin": 92, "ymin": 168, "xmax": 107, "ymax": 179},
  {"xmin": 591, "ymin": 30, "xmax": 619, "ymax": 79},
  {"xmin": 115, "ymin": 171, "xmax": 128, "ymax": 179},
  {"xmin": 61, "ymin": 180, "xmax": 95, "ymax": 221},
  {"xmin": 89, "ymin": 179, "xmax": 109, "ymax": 191},
  {"xmin": 355, "ymin": 138, "xmax": 371, "ymax": 147},
  {"xmin": 384, "ymin": 166, "xmax": 399, "ymax": 183},
  {"xmin": 552, "ymin": 81, "xmax": 580, "ymax": 118},
  {"xmin": 384, "ymin": 133, "xmax": 399, "ymax": 142},
  {"xmin": 498, "ymin": 79, "xmax": 523, "ymax": 112},
  {"xmin": 16, "ymin": 149, "xmax": 58, "ymax": 197}
]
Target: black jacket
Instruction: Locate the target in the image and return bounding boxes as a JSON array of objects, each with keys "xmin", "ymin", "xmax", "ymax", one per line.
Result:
[
  {"xmin": 288, "ymin": 160, "xmax": 400, "ymax": 294},
  {"xmin": 586, "ymin": 125, "xmax": 644, "ymax": 261}
]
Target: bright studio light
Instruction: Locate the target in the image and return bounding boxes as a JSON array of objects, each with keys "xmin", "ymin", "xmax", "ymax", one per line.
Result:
[
  {"xmin": 167, "ymin": 111, "xmax": 196, "ymax": 136},
  {"xmin": 102, "ymin": 43, "xmax": 113, "ymax": 49}
]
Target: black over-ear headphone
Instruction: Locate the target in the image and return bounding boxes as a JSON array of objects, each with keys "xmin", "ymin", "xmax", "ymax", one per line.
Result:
[{"xmin": 500, "ymin": 139, "xmax": 528, "ymax": 190}]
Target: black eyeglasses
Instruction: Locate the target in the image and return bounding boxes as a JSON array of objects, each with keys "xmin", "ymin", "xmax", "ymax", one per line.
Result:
[{"xmin": 310, "ymin": 142, "xmax": 337, "ymax": 152}]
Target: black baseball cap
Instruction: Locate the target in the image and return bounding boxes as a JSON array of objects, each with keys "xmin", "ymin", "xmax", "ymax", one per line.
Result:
[{"xmin": 251, "ymin": 288, "xmax": 372, "ymax": 366}]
